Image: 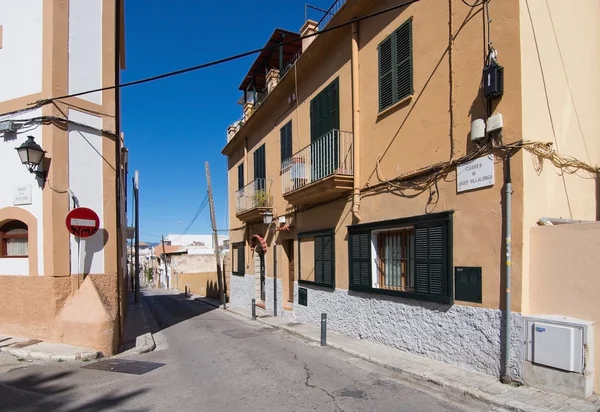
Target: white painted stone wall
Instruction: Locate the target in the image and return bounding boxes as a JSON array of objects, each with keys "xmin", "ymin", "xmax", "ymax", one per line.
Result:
[
  {"xmin": 264, "ymin": 277, "xmax": 284, "ymax": 316},
  {"xmin": 229, "ymin": 273, "xmax": 256, "ymax": 309},
  {"xmin": 68, "ymin": 0, "xmax": 103, "ymax": 104},
  {"xmin": 293, "ymin": 284, "xmax": 524, "ymax": 380},
  {"xmin": 0, "ymin": 0, "xmax": 43, "ymax": 102},
  {"xmin": 0, "ymin": 109, "xmax": 45, "ymax": 276},
  {"xmin": 68, "ymin": 110, "xmax": 104, "ymax": 275}
]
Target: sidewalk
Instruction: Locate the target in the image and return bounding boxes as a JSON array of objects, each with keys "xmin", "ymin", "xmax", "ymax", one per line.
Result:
[
  {"xmin": 117, "ymin": 291, "xmax": 156, "ymax": 356},
  {"xmin": 0, "ymin": 335, "xmax": 99, "ymax": 362},
  {"xmin": 191, "ymin": 295, "xmax": 600, "ymax": 412}
]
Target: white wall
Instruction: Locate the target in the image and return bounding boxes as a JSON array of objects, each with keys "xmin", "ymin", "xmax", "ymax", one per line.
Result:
[
  {"xmin": 0, "ymin": 0, "xmax": 43, "ymax": 102},
  {"xmin": 0, "ymin": 109, "xmax": 45, "ymax": 276},
  {"xmin": 166, "ymin": 234, "xmax": 229, "ymax": 249},
  {"xmin": 68, "ymin": 110, "xmax": 104, "ymax": 275},
  {"xmin": 68, "ymin": 0, "xmax": 103, "ymax": 104}
]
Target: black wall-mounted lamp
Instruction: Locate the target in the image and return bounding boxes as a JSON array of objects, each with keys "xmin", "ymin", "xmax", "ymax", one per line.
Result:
[{"xmin": 16, "ymin": 136, "xmax": 47, "ymax": 179}]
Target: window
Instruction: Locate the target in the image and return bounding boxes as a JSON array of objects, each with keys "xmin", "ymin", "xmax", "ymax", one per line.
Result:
[
  {"xmin": 310, "ymin": 78, "xmax": 339, "ymax": 142},
  {"xmin": 232, "ymin": 242, "xmax": 245, "ymax": 276},
  {"xmin": 0, "ymin": 220, "xmax": 28, "ymax": 258},
  {"xmin": 298, "ymin": 230, "xmax": 335, "ymax": 288},
  {"xmin": 348, "ymin": 212, "xmax": 452, "ymax": 304},
  {"xmin": 237, "ymin": 163, "xmax": 244, "ymax": 191},
  {"xmin": 280, "ymin": 121, "xmax": 292, "ymax": 163},
  {"xmin": 253, "ymin": 144, "xmax": 266, "ymax": 190},
  {"xmin": 378, "ymin": 18, "xmax": 413, "ymax": 111}
]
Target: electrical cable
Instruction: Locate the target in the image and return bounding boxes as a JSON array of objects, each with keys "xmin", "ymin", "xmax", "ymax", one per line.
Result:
[
  {"xmin": 460, "ymin": 0, "xmax": 484, "ymax": 7},
  {"xmin": 28, "ymin": 0, "xmax": 422, "ymax": 106},
  {"xmin": 11, "ymin": 116, "xmax": 117, "ymax": 138},
  {"xmin": 170, "ymin": 194, "xmax": 209, "ymax": 242}
]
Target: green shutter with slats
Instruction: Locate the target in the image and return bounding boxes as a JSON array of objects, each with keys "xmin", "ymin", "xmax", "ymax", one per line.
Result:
[
  {"xmin": 236, "ymin": 244, "xmax": 245, "ymax": 274},
  {"xmin": 378, "ymin": 18, "xmax": 413, "ymax": 111},
  {"xmin": 314, "ymin": 235, "xmax": 334, "ymax": 286},
  {"xmin": 237, "ymin": 163, "xmax": 244, "ymax": 191},
  {"xmin": 350, "ymin": 231, "xmax": 371, "ymax": 287},
  {"xmin": 415, "ymin": 222, "xmax": 447, "ymax": 296},
  {"xmin": 280, "ymin": 121, "xmax": 292, "ymax": 163}
]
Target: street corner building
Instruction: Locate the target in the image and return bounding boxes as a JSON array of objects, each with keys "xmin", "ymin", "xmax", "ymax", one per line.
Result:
[
  {"xmin": 223, "ymin": 0, "xmax": 600, "ymax": 400},
  {"xmin": 0, "ymin": 0, "xmax": 128, "ymax": 356}
]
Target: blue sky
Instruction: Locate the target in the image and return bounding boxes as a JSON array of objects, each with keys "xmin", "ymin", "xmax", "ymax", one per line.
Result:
[{"xmin": 122, "ymin": 0, "xmax": 334, "ymax": 243}]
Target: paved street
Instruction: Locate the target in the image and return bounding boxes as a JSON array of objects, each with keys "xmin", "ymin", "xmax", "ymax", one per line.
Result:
[{"xmin": 0, "ymin": 289, "xmax": 506, "ymax": 411}]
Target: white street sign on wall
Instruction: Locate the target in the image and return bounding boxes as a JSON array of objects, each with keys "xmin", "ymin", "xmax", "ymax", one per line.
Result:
[
  {"xmin": 457, "ymin": 155, "xmax": 495, "ymax": 193},
  {"xmin": 13, "ymin": 184, "xmax": 32, "ymax": 205}
]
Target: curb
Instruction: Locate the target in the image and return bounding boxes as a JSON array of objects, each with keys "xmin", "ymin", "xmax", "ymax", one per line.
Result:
[
  {"xmin": 215, "ymin": 303, "xmax": 530, "ymax": 412},
  {"xmin": 0, "ymin": 346, "xmax": 100, "ymax": 363},
  {"xmin": 117, "ymin": 294, "xmax": 157, "ymax": 356}
]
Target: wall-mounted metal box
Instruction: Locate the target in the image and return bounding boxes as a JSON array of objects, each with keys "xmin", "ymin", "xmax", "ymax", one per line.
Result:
[{"xmin": 454, "ymin": 267, "xmax": 482, "ymax": 303}]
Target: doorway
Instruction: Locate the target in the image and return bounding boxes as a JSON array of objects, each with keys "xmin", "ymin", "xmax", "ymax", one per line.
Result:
[{"xmin": 286, "ymin": 240, "xmax": 294, "ymax": 303}]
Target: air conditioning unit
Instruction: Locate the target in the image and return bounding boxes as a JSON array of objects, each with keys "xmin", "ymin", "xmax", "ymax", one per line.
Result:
[{"xmin": 0, "ymin": 120, "xmax": 18, "ymax": 133}]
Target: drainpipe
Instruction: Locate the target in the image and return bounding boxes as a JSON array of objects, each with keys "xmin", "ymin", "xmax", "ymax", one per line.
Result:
[
  {"xmin": 538, "ymin": 217, "xmax": 595, "ymax": 225},
  {"xmin": 351, "ymin": 21, "xmax": 361, "ymax": 222},
  {"xmin": 501, "ymin": 155, "xmax": 512, "ymax": 383}
]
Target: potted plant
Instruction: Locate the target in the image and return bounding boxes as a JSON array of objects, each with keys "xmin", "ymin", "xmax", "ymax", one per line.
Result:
[{"xmin": 253, "ymin": 189, "xmax": 273, "ymax": 207}]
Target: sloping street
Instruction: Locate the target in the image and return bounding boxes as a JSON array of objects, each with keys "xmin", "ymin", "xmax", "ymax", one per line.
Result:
[{"xmin": 0, "ymin": 289, "xmax": 505, "ymax": 412}]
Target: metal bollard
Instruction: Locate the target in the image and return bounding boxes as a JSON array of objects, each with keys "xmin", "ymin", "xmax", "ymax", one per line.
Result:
[
  {"xmin": 184, "ymin": 285, "xmax": 188, "ymax": 297},
  {"xmin": 251, "ymin": 299, "xmax": 256, "ymax": 320},
  {"xmin": 321, "ymin": 313, "xmax": 327, "ymax": 346}
]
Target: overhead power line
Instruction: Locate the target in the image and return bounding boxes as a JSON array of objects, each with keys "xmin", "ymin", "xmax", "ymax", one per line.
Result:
[{"xmin": 32, "ymin": 0, "xmax": 421, "ymax": 106}]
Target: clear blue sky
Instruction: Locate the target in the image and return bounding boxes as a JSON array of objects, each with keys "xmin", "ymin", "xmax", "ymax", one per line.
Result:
[{"xmin": 122, "ymin": 0, "xmax": 333, "ymax": 243}]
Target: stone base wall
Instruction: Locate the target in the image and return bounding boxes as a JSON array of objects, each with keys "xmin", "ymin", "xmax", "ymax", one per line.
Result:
[
  {"xmin": 0, "ymin": 274, "xmax": 123, "ymax": 356},
  {"xmin": 292, "ymin": 284, "xmax": 524, "ymax": 381},
  {"xmin": 264, "ymin": 277, "xmax": 284, "ymax": 316},
  {"xmin": 229, "ymin": 273, "xmax": 256, "ymax": 309}
]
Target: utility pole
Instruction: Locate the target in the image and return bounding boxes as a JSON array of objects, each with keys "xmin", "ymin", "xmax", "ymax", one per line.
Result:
[
  {"xmin": 161, "ymin": 235, "xmax": 169, "ymax": 290},
  {"xmin": 133, "ymin": 171, "xmax": 140, "ymax": 302},
  {"xmin": 205, "ymin": 161, "xmax": 227, "ymax": 309}
]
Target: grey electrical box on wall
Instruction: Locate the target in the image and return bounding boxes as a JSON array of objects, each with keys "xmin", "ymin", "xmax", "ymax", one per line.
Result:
[
  {"xmin": 484, "ymin": 64, "xmax": 504, "ymax": 100},
  {"xmin": 455, "ymin": 267, "xmax": 482, "ymax": 303}
]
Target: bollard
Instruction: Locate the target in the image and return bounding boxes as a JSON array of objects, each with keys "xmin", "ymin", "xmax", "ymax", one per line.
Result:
[
  {"xmin": 184, "ymin": 285, "xmax": 188, "ymax": 297},
  {"xmin": 321, "ymin": 313, "xmax": 327, "ymax": 346},
  {"xmin": 252, "ymin": 299, "xmax": 256, "ymax": 321}
]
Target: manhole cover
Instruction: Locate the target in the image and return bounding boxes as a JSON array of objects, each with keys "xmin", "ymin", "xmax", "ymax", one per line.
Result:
[{"xmin": 82, "ymin": 359, "xmax": 165, "ymax": 375}]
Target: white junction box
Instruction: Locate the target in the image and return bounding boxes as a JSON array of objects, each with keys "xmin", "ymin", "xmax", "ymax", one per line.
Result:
[
  {"xmin": 526, "ymin": 320, "xmax": 584, "ymax": 373},
  {"xmin": 486, "ymin": 113, "xmax": 503, "ymax": 133}
]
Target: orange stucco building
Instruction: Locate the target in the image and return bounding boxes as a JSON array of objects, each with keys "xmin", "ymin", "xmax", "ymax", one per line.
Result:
[{"xmin": 223, "ymin": 0, "xmax": 600, "ymax": 395}]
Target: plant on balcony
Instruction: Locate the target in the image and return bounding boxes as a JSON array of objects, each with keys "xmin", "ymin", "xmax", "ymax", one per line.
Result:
[{"xmin": 253, "ymin": 189, "xmax": 273, "ymax": 207}]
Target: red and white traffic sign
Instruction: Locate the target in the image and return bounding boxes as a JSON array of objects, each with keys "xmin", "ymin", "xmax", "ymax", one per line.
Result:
[{"xmin": 66, "ymin": 207, "xmax": 100, "ymax": 238}]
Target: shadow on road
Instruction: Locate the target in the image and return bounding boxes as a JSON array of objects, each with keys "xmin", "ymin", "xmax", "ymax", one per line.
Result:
[
  {"xmin": 0, "ymin": 370, "xmax": 150, "ymax": 412},
  {"xmin": 143, "ymin": 290, "xmax": 218, "ymax": 334}
]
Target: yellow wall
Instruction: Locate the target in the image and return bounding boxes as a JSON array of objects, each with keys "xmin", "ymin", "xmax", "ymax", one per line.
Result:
[
  {"xmin": 529, "ymin": 223, "xmax": 600, "ymax": 392},
  {"xmin": 226, "ymin": 0, "xmax": 527, "ymax": 310},
  {"xmin": 520, "ymin": 0, "xmax": 600, "ymax": 313},
  {"xmin": 174, "ymin": 272, "xmax": 220, "ymax": 300}
]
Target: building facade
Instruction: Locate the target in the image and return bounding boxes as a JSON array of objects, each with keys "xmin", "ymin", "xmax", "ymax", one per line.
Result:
[
  {"xmin": 223, "ymin": 0, "xmax": 600, "ymax": 392},
  {"xmin": 0, "ymin": 0, "xmax": 127, "ymax": 355}
]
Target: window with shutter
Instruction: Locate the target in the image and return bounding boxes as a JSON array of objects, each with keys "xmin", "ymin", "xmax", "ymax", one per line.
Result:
[
  {"xmin": 232, "ymin": 242, "xmax": 245, "ymax": 276},
  {"xmin": 280, "ymin": 121, "xmax": 292, "ymax": 164},
  {"xmin": 348, "ymin": 212, "xmax": 452, "ymax": 304},
  {"xmin": 378, "ymin": 18, "xmax": 413, "ymax": 112},
  {"xmin": 237, "ymin": 163, "xmax": 244, "ymax": 191},
  {"xmin": 298, "ymin": 229, "xmax": 335, "ymax": 288},
  {"xmin": 253, "ymin": 144, "xmax": 266, "ymax": 191}
]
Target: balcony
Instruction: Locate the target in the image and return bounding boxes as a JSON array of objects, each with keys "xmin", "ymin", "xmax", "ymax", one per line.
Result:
[
  {"xmin": 236, "ymin": 179, "xmax": 274, "ymax": 223},
  {"xmin": 282, "ymin": 130, "xmax": 354, "ymax": 205}
]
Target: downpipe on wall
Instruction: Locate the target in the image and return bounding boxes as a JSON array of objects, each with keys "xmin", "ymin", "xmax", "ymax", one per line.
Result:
[
  {"xmin": 501, "ymin": 153, "xmax": 513, "ymax": 384},
  {"xmin": 351, "ymin": 21, "xmax": 361, "ymax": 223}
]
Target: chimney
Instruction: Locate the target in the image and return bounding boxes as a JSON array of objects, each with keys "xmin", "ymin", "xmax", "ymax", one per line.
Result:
[
  {"xmin": 243, "ymin": 101, "xmax": 254, "ymax": 121},
  {"xmin": 300, "ymin": 20, "xmax": 319, "ymax": 52},
  {"xmin": 266, "ymin": 69, "xmax": 280, "ymax": 93}
]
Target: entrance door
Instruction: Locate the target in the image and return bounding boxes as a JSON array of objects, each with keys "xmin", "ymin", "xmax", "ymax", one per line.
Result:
[
  {"xmin": 260, "ymin": 253, "xmax": 266, "ymax": 302},
  {"xmin": 287, "ymin": 240, "xmax": 294, "ymax": 302}
]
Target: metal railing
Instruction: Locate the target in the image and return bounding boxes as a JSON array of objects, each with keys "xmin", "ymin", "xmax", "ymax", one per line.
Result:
[
  {"xmin": 316, "ymin": 0, "xmax": 348, "ymax": 32},
  {"xmin": 281, "ymin": 129, "xmax": 353, "ymax": 195},
  {"xmin": 236, "ymin": 178, "xmax": 273, "ymax": 214}
]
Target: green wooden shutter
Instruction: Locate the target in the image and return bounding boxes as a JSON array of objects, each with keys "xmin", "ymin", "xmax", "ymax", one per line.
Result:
[
  {"xmin": 314, "ymin": 237, "xmax": 324, "ymax": 283},
  {"xmin": 237, "ymin": 163, "xmax": 244, "ymax": 191},
  {"xmin": 280, "ymin": 122, "xmax": 292, "ymax": 163},
  {"xmin": 395, "ymin": 19, "xmax": 413, "ymax": 101},
  {"xmin": 329, "ymin": 78, "xmax": 339, "ymax": 131},
  {"xmin": 237, "ymin": 244, "xmax": 245, "ymax": 274},
  {"xmin": 415, "ymin": 222, "xmax": 447, "ymax": 297},
  {"xmin": 350, "ymin": 232, "xmax": 371, "ymax": 287},
  {"xmin": 378, "ymin": 36, "xmax": 394, "ymax": 111},
  {"xmin": 322, "ymin": 235, "xmax": 333, "ymax": 286}
]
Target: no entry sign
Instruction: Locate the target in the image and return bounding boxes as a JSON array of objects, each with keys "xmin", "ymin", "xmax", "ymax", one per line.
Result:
[{"xmin": 66, "ymin": 207, "xmax": 100, "ymax": 238}]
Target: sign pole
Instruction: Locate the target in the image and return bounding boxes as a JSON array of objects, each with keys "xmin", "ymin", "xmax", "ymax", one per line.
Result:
[
  {"xmin": 205, "ymin": 162, "xmax": 226, "ymax": 309},
  {"xmin": 134, "ymin": 171, "xmax": 140, "ymax": 302},
  {"xmin": 65, "ymin": 206, "xmax": 101, "ymax": 291}
]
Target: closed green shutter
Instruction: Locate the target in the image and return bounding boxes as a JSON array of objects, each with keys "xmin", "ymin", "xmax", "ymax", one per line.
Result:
[
  {"xmin": 237, "ymin": 163, "xmax": 244, "ymax": 191},
  {"xmin": 280, "ymin": 121, "xmax": 292, "ymax": 163},
  {"xmin": 378, "ymin": 18, "xmax": 413, "ymax": 111},
  {"xmin": 314, "ymin": 235, "xmax": 334, "ymax": 286},
  {"xmin": 415, "ymin": 222, "xmax": 447, "ymax": 296},
  {"xmin": 350, "ymin": 232, "xmax": 371, "ymax": 287},
  {"xmin": 395, "ymin": 19, "xmax": 413, "ymax": 101},
  {"xmin": 253, "ymin": 144, "xmax": 266, "ymax": 190},
  {"xmin": 236, "ymin": 244, "xmax": 245, "ymax": 274},
  {"xmin": 378, "ymin": 36, "xmax": 394, "ymax": 111}
]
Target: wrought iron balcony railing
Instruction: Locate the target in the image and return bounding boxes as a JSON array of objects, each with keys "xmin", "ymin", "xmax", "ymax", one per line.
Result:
[{"xmin": 236, "ymin": 178, "xmax": 274, "ymax": 214}]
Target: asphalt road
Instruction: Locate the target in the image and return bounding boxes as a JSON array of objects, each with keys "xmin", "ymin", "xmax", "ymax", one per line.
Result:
[{"xmin": 0, "ymin": 290, "xmax": 505, "ymax": 411}]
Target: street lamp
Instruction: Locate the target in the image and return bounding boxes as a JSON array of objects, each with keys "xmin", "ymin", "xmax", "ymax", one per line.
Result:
[
  {"xmin": 16, "ymin": 136, "xmax": 47, "ymax": 179},
  {"xmin": 262, "ymin": 210, "xmax": 273, "ymax": 225}
]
